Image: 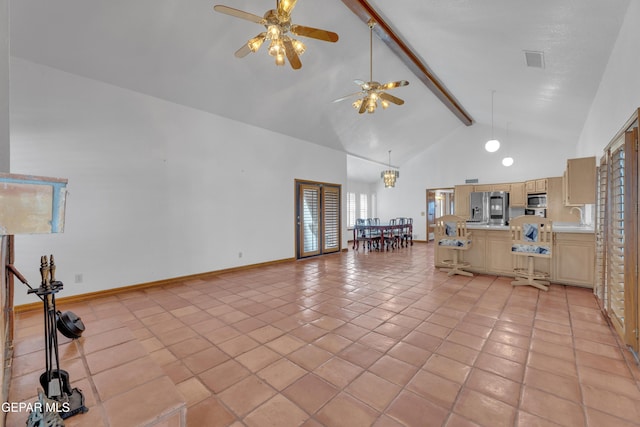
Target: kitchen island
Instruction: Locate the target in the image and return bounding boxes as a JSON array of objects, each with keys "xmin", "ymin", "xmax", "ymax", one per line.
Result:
[{"xmin": 434, "ymin": 222, "xmax": 595, "ymax": 288}]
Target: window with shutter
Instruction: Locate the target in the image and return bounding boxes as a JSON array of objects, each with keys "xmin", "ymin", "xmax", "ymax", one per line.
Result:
[
  {"xmin": 607, "ymin": 141, "xmax": 625, "ymax": 337},
  {"xmin": 347, "ymin": 192, "xmax": 356, "ymax": 228},
  {"xmin": 359, "ymin": 194, "xmax": 368, "ymax": 219},
  {"xmin": 594, "ymin": 159, "xmax": 608, "ymax": 309}
]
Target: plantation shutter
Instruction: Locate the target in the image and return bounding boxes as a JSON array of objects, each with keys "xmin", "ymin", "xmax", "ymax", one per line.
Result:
[
  {"xmin": 299, "ymin": 184, "xmax": 320, "ymax": 257},
  {"xmin": 594, "ymin": 158, "xmax": 608, "ymax": 308},
  {"xmin": 607, "ymin": 138, "xmax": 626, "ymax": 337},
  {"xmin": 323, "ymin": 186, "xmax": 340, "ymax": 253}
]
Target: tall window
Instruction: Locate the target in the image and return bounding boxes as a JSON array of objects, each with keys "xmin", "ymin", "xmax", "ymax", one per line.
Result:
[
  {"xmin": 371, "ymin": 193, "xmax": 377, "ymax": 218},
  {"xmin": 347, "ymin": 192, "xmax": 356, "ymax": 227},
  {"xmin": 359, "ymin": 194, "xmax": 368, "ymax": 219}
]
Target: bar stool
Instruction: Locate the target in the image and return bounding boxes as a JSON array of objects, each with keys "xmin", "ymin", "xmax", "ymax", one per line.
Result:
[
  {"xmin": 509, "ymin": 215, "xmax": 553, "ymax": 291},
  {"xmin": 435, "ymin": 215, "xmax": 473, "ymax": 277}
]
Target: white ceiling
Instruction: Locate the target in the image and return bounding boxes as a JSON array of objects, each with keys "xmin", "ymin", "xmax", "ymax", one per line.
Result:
[{"xmin": 9, "ymin": 0, "xmax": 631, "ymax": 182}]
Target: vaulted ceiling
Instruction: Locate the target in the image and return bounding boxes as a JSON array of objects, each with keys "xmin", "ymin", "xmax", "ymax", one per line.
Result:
[{"xmin": 10, "ymin": 0, "xmax": 631, "ymax": 182}]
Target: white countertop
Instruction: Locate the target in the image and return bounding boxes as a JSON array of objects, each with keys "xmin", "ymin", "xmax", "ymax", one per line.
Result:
[{"xmin": 466, "ymin": 222, "xmax": 594, "ymax": 233}]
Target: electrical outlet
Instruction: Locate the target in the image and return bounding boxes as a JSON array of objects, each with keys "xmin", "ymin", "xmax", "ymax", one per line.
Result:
[
  {"xmin": 74, "ymin": 274, "xmax": 83, "ymax": 284},
  {"xmin": 238, "ymin": 252, "xmax": 243, "ymax": 258}
]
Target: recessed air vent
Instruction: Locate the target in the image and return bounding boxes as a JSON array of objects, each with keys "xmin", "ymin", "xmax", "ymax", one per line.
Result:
[{"xmin": 524, "ymin": 50, "xmax": 545, "ymax": 69}]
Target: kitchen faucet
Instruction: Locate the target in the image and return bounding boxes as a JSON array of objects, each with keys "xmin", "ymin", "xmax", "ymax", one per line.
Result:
[{"xmin": 570, "ymin": 206, "xmax": 584, "ymax": 226}]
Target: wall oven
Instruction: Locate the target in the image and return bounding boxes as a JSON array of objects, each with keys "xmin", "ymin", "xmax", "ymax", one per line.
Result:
[{"xmin": 527, "ymin": 193, "xmax": 547, "ymax": 208}]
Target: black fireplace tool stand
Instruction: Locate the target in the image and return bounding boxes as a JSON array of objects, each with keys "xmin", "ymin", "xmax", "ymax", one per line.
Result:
[{"xmin": 25, "ymin": 255, "xmax": 88, "ymax": 421}]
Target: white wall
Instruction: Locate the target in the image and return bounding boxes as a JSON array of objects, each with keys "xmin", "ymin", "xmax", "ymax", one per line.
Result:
[
  {"xmin": 577, "ymin": 1, "xmax": 640, "ymax": 156},
  {"xmin": 10, "ymin": 58, "xmax": 347, "ymax": 306},
  {"xmin": 377, "ymin": 0, "xmax": 640, "ymax": 242},
  {"xmin": 0, "ymin": 0, "xmax": 8, "ymax": 173},
  {"xmin": 375, "ymin": 122, "xmax": 575, "ymax": 241}
]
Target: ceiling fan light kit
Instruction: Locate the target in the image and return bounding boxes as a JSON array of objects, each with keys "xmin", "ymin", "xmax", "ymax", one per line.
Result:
[
  {"xmin": 333, "ymin": 19, "xmax": 409, "ymax": 114},
  {"xmin": 214, "ymin": 0, "xmax": 338, "ymax": 70}
]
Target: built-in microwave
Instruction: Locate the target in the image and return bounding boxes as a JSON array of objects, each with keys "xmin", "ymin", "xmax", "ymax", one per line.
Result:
[{"xmin": 527, "ymin": 193, "xmax": 547, "ymax": 208}]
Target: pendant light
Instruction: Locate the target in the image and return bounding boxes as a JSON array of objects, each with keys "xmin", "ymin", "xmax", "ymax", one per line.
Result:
[
  {"xmin": 381, "ymin": 150, "xmax": 399, "ymax": 188},
  {"xmin": 501, "ymin": 122, "xmax": 514, "ymax": 167},
  {"xmin": 485, "ymin": 90, "xmax": 500, "ymax": 153}
]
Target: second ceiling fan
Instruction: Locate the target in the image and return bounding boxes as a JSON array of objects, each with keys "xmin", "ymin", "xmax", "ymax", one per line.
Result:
[{"xmin": 334, "ymin": 19, "xmax": 409, "ymax": 114}]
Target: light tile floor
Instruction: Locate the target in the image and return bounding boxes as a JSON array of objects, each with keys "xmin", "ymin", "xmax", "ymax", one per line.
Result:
[{"xmin": 8, "ymin": 243, "xmax": 640, "ymax": 426}]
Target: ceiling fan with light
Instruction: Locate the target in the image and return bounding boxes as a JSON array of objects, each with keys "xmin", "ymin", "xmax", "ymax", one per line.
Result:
[
  {"xmin": 213, "ymin": 0, "xmax": 339, "ymax": 69},
  {"xmin": 333, "ymin": 19, "xmax": 409, "ymax": 114}
]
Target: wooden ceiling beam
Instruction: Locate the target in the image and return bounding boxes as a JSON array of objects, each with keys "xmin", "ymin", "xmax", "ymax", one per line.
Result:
[{"xmin": 340, "ymin": 0, "xmax": 473, "ymax": 126}]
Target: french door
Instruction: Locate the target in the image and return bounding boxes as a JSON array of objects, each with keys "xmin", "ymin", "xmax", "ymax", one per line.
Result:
[
  {"xmin": 296, "ymin": 180, "xmax": 341, "ymax": 258},
  {"xmin": 596, "ymin": 109, "xmax": 639, "ymax": 355}
]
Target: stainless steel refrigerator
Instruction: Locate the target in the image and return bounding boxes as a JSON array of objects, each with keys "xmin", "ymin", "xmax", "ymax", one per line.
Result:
[{"xmin": 469, "ymin": 191, "xmax": 510, "ymax": 225}]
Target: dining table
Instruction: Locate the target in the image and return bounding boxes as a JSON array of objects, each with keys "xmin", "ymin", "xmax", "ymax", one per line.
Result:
[{"xmin": 352, "ymin": 220, "xmax": 413, "ymax": 251}]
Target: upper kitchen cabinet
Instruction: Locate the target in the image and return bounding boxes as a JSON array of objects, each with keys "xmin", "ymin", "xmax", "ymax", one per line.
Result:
[
  {"xmin": 509, "ymin": 182, "xmax": 526, "ymax": 207},
  {"xmin": 525, "ymin": 179, "xmax": 548, "ymax": 193},
  {"xmin": 454, "ymin": 185, "xmax": 474, "ymax": 219},
  {"xmin": 564, "ymin": 156, "xmax": 596, "ymax": 205},
  {"xmin": 474, "ymin": 183, "xmax": 511, "ymax": 192}
]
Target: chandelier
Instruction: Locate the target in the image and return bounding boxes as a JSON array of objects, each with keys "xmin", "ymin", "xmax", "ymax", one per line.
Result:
[{"xmin": 381, "ymin": 150, "xmax": 399, "ymax": 188}]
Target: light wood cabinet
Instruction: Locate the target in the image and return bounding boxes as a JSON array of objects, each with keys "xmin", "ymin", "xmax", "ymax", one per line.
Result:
[
  {"xmin": 564, "ymin": 156, "xmax": 596, "ymax": 205},
  {"xmin": 509, "ymin": 182, "xmax": 526, "ymax": 207},
  {"xmin": 492, "ymin": 183, "xmax": 511, "ymax": 192},
  {"xmin": 526, "ymin": 178, "xmax": 547, "ymax": 193},
  {"xmin": 485, "ymin": 231, "xmax": 515, "ymax": 275},
  {"xmin": 553, "ymin": 232, "xmax": 595, "ymax": 287},
  {"xmin": 434, "ymin": 226, "xmax": 595, "ymax": 288},
  {"xmin": 473, "ymin": 184, "xmax": 493, "ymax": 192},
  {"xmin": 547, "ymin": 177, "xmax": 577, "ymax": 222},
  {"xmin": 454, "ymin": 185, "xmax": 474, "ymax": 219},
  {"xmin": 474, "ymin": 183, "xmax": 511, "ymax": 192}
]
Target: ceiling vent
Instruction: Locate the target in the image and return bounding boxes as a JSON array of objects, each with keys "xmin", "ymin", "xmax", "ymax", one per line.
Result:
[{"xmin": 524, "ymin": 50, "xmax": 545, "ymax": 69}]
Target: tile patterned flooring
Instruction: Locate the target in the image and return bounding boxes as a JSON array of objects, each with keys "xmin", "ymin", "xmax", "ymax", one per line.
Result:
[{"xmin": 8, "ymin": 242, "xmax": 640, "ymax": 426}]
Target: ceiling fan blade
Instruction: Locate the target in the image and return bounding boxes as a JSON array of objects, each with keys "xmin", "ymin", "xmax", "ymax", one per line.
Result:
[
  {"xmin": 283, "ymin": 38, "xmax": 302, "ymax": 69},
  {"xmin": 354, "ymin": 79, "xmax": 371, "ymax": 90},
  {"xmin": 332, "ymin": 92, "xmax": 362, "ymax": 103},
  {"xmin": 290, "ymin": 25, "xmax": 339, "ymax": 43},
  {"xmin": 277, "ymin": 0, "xmax": 297, "ymax": 17},
  {"xmin": 213, "ymin": 5, "xmax": 265, "ymax": 24},
  {"xmin": 359, "ymin": 99, "xmax": 367, "ymax": 114},
  {"xmin": 382, "ymin": 80, "xmax": 410, "ymax": 90},
  {"xmin": 379, "ymin": 92, "xmax": 404, "ymax": 105},
  {"xmin": 234, "ymin": 43, "xmax": 252, "ymax": 58}
]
